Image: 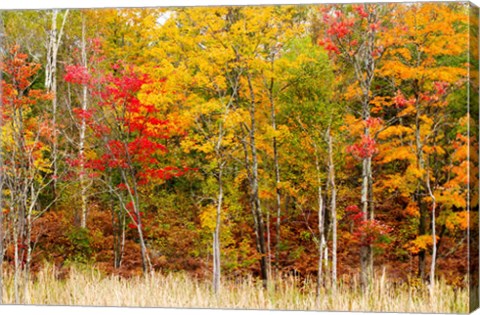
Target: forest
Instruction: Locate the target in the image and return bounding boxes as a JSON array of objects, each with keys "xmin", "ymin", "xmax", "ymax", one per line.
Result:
[{"xmin": 0, "ymin": 2, "xmax": 478, "ymax": 312}]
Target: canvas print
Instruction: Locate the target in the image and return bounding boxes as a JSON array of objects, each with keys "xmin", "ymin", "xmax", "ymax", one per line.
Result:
[{"xmin": 0, "ymin": 1, "xmax": 478, "ymax": 313}]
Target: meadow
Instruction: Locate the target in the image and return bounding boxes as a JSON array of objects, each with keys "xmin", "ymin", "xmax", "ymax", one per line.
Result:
[{"xmin": 1, "ymin": 266, "xmax": 468, "ymax": 313}]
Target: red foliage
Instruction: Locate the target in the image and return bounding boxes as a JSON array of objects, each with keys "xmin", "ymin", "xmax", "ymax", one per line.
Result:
[
  {"xmin": 433, "ymin": 81, "xmax": 449, "ymax": 96},
  {"xmin": 346, "ymin": 204, "xmax": 363, "ymax": 222},
  {"xmin": 1, "ymin": 46, "xmax": 51, "ymax": 111},
  {"xmin": 354, "ymin": 5, "xmax": 369, "ymax": 18},
  {"xmin": 347, "ymin": 134, "xmax": 378, "ymax": 160},
  {"xmin": 353, "ymin": 220, "xmax": 392, "ymax": 246},
  {"xmin": 64, "ymin": 65, "xmax": 91, "ymax": 85},
  {"xmin": 369, "ymin": 22, "xmax": 380, "ymax": 32},
  {"xmin": 72, "ymin": 108, "xmax": 95, "ymax": 121},
  {"xmin": 364, "ymin": 117, "xmax": 382, "ymax": 129},
  {"xmin": 319, "ymin": 5, "xmax": 379, "ymax": 56},
  {"xmin": 326, "ymin": 18, "xmax": 353, "ymax": 39},
  {"xmin": 127, "ymin": 209, "xmax": 144, "ymax": 229},
  {"xmin": 318, "ymin": 38, "xmax": 341, "ymax": 54},
  {"xmin": 345, "ymin": 204, "xmax": 392, "ymax": 247},
  {"xmin": 64, "ymin": 56, "xmax": 189, "ymax": 186},
  {"xmin": 394, "ymin": 90, "xmax": 408, "ymax": 108}
]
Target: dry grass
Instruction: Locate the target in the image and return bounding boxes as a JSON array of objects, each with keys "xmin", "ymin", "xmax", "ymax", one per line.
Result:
[{"xmin": 2, "ymin": 266, "xmax": 468, "ymax": 313}]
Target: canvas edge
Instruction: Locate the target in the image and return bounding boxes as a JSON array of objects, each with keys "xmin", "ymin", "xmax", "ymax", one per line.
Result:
[
  {"xmin": 0, "ymin": 2, "xmax": 477, "ymax": 313},
  {"xmin": 0, "ymin": 1, "xmax": 476, "ymax": 12},
  {"xmin": 469, "ymin": 1, "xmax": 480, "ymax": 313}
]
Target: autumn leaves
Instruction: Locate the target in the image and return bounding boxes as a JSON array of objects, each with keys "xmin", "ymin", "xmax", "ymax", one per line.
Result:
[{"xmin": 0, "ymin": 3, "xmax": 476, "ymax": 303}]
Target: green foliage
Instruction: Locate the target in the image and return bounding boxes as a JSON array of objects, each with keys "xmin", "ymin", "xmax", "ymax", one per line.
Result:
[{"xmin": 66, "ymin": 227, "xmax": 93, "ymax": 264}]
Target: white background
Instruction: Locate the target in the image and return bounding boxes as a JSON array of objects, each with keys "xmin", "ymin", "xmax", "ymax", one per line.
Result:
[{"xmin": 0, "ymin": 0, "xmax": 479, "ymax": 315}]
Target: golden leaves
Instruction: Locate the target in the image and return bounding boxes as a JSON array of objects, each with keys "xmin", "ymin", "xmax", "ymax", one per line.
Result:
[
  {"xmin": 380, "ymin": 146, "xmax": 415, "ymax": 164},
  {"xmin": 405, "ymin": 202, "xmax": 420, "ymax": 217},
  {"xmin": 405, "ymin": 235, "xmax": 439, "ymax": 255},
  {"xmin": 377, "ymin": 125, "xmax": 412, "ymax": 140},
  {"xmin": 200, "ymin": 205, "xmax": 217, "ymax": 232},
  {"xmin": 435, "ymin": 190, "xmax": 467, "ymax": 210},
  {"xmin": 445, "ymin": 211, "xmax": 470, "ymax": 232}
]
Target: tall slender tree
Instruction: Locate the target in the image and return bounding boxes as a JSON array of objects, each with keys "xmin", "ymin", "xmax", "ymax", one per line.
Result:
[{"xmin": 45, "ymin": 9, "xmax": 69, "ymax": 192}]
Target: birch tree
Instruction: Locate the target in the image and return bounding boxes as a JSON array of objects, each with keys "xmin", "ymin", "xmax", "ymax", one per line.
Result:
[{"xmin": 44, "ymin": 9, "xmax": 69, "ymax": 191}]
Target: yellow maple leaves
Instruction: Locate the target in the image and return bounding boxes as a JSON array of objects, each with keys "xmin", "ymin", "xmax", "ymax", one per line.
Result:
[
  {"xmin": 445, "ymin": 211, "xmax": 470, "ymax": 232},
  {"xmin": 405, "ymin": 235, "xmax": 439, "ymax": 255}
]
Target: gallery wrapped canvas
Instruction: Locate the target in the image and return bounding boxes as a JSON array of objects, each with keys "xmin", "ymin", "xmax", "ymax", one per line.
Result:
[{"xmin": 0, "ymin": 1, "xmax": 478, "ymax": 313}]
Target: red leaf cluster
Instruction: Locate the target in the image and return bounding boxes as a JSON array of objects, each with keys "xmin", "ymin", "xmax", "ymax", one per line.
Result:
[
  {"xmin": 345, "ymin": 204, "xmax": 392, "ymax": 246},
  {"xmin": 64, "ymin": 65, "xmax": 91, "ymax": 85},
  {"xmin": 433, "ymin": 81, "xmax": 449, "ymax": 96},
  {"xmin": 364, "ymin": 117, "xmax": 382, "ymax": 129},
  {"xmin": 65, "ymin": 52, "xmax": 192, "ymax": 188},
  {"xmin": 394, "ymin": 90, "xmax": 408, "ymax": 107},
  {"xmin": 347, "ymin": 135, "xmax": 378, "ymax": 160},
  {"xmin": 354, "ymin": 5, "xmax": 369, "ymax": 18}
]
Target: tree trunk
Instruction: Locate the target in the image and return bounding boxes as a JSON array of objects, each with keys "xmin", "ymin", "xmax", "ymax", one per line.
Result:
[
  {"xmin": 417, "ymin": 196, "xmax": 427, "ymax": 279},
  {"xmin": 132, "ymin": 194, "xmax": 151, "ymax": 274},
  {"xmin": 247, "ymin": 74, "xmax": 268, "ymax": 289},
  {"xmin": 356, "ymin": 5, "xmax": 378, "ymax": 288},
  {"xmin": 79, "ymin": 15, "xmax": 89, "ymax": 229},
  {"xmin": 426, "ymin": 171, "xmax": 437, "ymax": 298},
  {"xmin": 213, "ymin": 165, "xmax": 223, "ymax": 294},
  {"xmin": 328, "ymin": 129, "xmax": 337, "ymax": 289},
  {"xmin": 118, "ymin": 168, "xmax": 151, "ymax": 274},
  {"xmin": 23, "ymin": 185, "xmax": 34, "ymax": 304},
  {"xmin": 266, "ymin": 206, "xmax": 272, "ymax": 280},
  {"xmin": 268, "ymin": 72, "xmax": 282, "ymax": 275},
  {"xmin": 109, "ymin": 177, "xmax": 125, "ymax": 269},
  {"xmin": 45, "ymin": 10, "xmax": 69, "ymax": 194},
  {"xmin": 46, "ymin": 10, "xmax": 58, "ymax": 191},
  {"xmin": 13, "ymin": 211, "xmax": 20, "ymax": 304},
  {"xmin": 317, "ymin": 187, "xmax": 325, "ymax": 299},
  {"xmin": 360, "ymin": 155, "xmax": 370, "ymax": 287},
  {"xmin": 313, "ymin": 143, "xmax": 325, "ymax": 297},
  {"xmin": 415, "ymin": 102, "xmax": 427, "ymax": 280},
  {"xmin": 10, "ymin": 101, "xmax": 27, "ymax": 305},
  {"xmin": 359, "ymin": 80, "xmax": 373, "ymax": 289}
]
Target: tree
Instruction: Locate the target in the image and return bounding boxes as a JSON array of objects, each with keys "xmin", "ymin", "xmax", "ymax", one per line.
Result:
[
  {"xmin": 43, "ymin": 10, "xmax": 70, "ymax": 192},
  {"xmin": 376, "ymin": 3, "xmax": 469, "ymax": 283},
  {"xmin": 278, "ymin": 36, "xmax": 340, "ymax": 289},
  {"xmin": 66, "ymin": 50, "xmax": 187, "ymax": 273},
  {"xmin": 319, "ymin": 3, "xmax": 392, "ymax": 287},
  {"xmin": 1, "ymin": 46, "xmax": 54, "ymax": 303}
]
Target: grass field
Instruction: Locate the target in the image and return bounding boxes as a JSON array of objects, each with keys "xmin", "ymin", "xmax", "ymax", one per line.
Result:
[{"xmin": 1, "ymin": 266, "xmax": 468, "ymax": 313}]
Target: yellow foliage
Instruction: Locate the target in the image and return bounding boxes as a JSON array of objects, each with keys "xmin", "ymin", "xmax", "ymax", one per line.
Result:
[
  {"xmin": 200, "ymin": 205, "xmax": 217, "ymax": 232},
  {"xmin": 405, "ymin": 202, "xmax": 420, "ymax": 217},
  {"xmin": 405, "ymin": 165, "xmax": 424, "ymax": 180},
  {"xmin": 381, "ymin": 146, "xmax": 415, "ymax": 163},
  {"xmin": 344, "ymin": 83, "xmax": 361, "ymax": 102},
  {"xmin": 343, "ymin": 114, "xmax": 362, "ymax": 136},
  {"xmin": 405, "ymin": 235, "xmax": 439, "ymax": 255},
  {"xmin": 259, "ymin": 189, "xmax": 274, "ymax": 200},
  {"xmin": 436, "ymin": 190, "xmax": 467, "ymax": 209},
  {"xmin": 378, "ymin": 125, "xmax": 413, "ymax": 140},
  {"xmin": 445, "ymin": 211, "xmax": 470, "ymax": 232}
]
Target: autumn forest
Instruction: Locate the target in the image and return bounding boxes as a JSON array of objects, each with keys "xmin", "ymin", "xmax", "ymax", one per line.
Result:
[{"xmin": 0, "ymin": 2, "xmax": 478, "ymax": 312}]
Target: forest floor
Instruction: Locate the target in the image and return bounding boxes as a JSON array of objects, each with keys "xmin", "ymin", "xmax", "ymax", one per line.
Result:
[{"xmin": 1, "ymin": 266, "xmax": 468, "ymax": 313}]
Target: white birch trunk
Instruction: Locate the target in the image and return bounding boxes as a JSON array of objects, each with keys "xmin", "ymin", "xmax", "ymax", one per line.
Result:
[
  {"xmin": 79, "ymin": 15, "xmax": 89, "ymax": 229},
  {"xmin": 328, "ymin": 130, "xmax": 337, "ymax": 289},
  {"xmin": 45, "ymin": 10, "xmax": 69, "ymax": 192},
  {"xmin": 426, "ymin": 172, "xmax": 437, "ymax": 298},
  {"xmin": 213, "ymin": 165, "xmax": 223, "ymax": 294}
]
